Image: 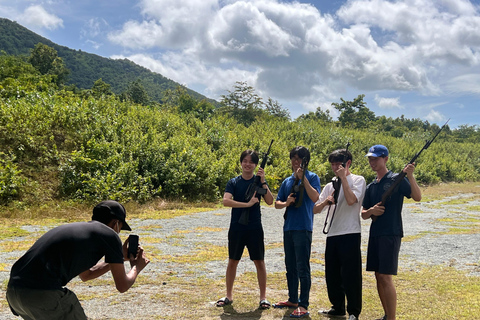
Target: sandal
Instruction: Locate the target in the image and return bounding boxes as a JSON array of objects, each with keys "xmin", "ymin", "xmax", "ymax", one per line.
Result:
[
  {"xmin": 215, "ymin": 297, "xmax": 233, "ymax": 307},
  {"xmin": 259, "ymin": 299, "xmax": 271, "ymax": 309},
  {"xmin": 290, "ymin": 308, "xmax": 309, "ymax": 318}
]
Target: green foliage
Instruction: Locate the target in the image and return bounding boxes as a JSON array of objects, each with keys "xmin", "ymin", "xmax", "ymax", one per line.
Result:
[
  {"xmin": 28, "ymin": 43, "xmax": 69, "ymax": 85},
  {"xmin": 0, "ymin": 154, "xmax": 26, "ymax": 204},
  {"xmin": 0, "ymin": 18, "xmax": 216, "ymax": 107},
  {"xmin": 219, "ymin": 81, "xmax": 290, "ymax": 126},
  {"xmin": 0, "ymin": 50, "xmax": 479, "ymax": 206},
  {"xmin": 332, "ymin": 94, "xmax": 376, "ymax": 128}
]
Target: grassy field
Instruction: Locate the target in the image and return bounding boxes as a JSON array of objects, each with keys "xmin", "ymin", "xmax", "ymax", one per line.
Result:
[{"xmin": 1, "ymin": 182, "xmax": 479, "ymax": 319}]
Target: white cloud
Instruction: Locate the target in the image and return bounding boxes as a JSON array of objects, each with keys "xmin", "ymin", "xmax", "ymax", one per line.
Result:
[
  {"xmin": 106, "ymin": 0, "xmax": 480, "ymax": 119},
  {"xmin": 425, "ymin": 109, "xmax": 446, "ymax": 123},
  {"xmin": 445, "ymin": 74, "xmax": 480, "ymax": 95},
  {"xmin": 374, "ymin": 94, "xmax": 403, "ymax": 109},
  {"xmin": 81, "ymin": 18, "xmax": 109, "ymax": 39},
  {"xmin": 19, "ymin": 5, "xmax": 63, "ymax": 30}
]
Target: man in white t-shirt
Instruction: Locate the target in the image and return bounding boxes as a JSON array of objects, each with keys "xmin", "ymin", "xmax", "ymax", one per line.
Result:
[{"xmin": 314, "ymin": 149, "xmax": 366, "ymax": 320}]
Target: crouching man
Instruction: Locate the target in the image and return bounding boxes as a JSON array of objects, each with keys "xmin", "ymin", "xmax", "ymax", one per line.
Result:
[{"xmin": 6, "ymin": 200, "xmax": 150, "ymax": 320}]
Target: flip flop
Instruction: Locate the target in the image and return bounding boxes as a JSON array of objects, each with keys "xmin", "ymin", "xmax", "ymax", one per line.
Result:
[
  {"xmin": 273, "ymin": 301, "xmax": 298, "ymax": 309},
  {"xmin": 215, "ymin": 297, "xmax": 233, "ymax": 307},
  {"xmin": 259, "ymin": 299, "xmax": 271, "ymax": 309},
  {"xmin": 290, "ymin": 309, "xmax": 310, "ymax": 318}
]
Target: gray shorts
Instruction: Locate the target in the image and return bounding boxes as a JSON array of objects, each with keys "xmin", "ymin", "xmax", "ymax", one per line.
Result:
[{"xmin": 6, "ymin": 285, "xmax": 88, "ymax": 320}]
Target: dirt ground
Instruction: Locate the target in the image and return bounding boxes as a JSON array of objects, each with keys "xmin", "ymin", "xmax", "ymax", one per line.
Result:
[{"xmin": 1, "ymin": 191, "xmax": 479, "ymax": 319}]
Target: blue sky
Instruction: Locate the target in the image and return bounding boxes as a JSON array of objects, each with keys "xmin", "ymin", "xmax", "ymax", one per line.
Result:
[{"xmin": 1, "ymin": 0, "xmax": 480, "ymax": 128}]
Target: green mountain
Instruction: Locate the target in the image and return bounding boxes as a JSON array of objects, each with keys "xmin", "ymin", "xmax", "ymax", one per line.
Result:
[{"xmin": 0, "ymin": 17, "xmax": 215, "ymax": 104}]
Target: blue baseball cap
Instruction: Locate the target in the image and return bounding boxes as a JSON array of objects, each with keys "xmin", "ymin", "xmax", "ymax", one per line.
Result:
[{"xmin": 366, "ymin": 145, "xmax": 389, "ymax": 157}]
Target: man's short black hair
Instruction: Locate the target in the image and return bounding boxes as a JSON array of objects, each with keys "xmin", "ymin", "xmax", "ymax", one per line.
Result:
[
  {"xmin": 240, "ymin": 150, "xmax": 259, "ymax": 164},
  {"xmin": 328, "ymin": 149, "xmax": 352, "ymax": 164},
  {"xmin": 289, "ymin": 146, "xmax": 310, "ymax": 163}
]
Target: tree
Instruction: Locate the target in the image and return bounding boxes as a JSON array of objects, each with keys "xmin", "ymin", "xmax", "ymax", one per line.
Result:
[
  {"xmin": 91, "ymin": 78, "xmax": 113, "ymax": 98},
  {"xmin": 332, "ymin": 94, "xmax": 376, "ymax": 128},
  {"xmin": 219, "ymin": 81, "xmax": 264, "ymax": 127},
  {"xmin": 265, "ymin": 97, "xmax": 290, "ymax": 120},
  {"xmin": 123, "ymin": 80, "xmax": 150, "ymax": 106},
  {"xmin": 28, "ymin": 43, "xmax": 69, "ymax": 85}
]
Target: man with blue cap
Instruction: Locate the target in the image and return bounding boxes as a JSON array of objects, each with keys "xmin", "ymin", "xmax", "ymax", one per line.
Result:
[{"xmin": 361, "ymin": 145, "xmax": 421, "ymax": 320}]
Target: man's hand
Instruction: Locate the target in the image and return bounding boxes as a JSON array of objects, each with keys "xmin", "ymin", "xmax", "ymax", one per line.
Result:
[
  {"xmin": 370, "ymin": 202, "xmax": 385, "ymax": 216},
  {"xmin": 335, "ymin": 165, "xmax": 347, "ymax": 181},
  {"xmin": 257, "ymin": 167, "xmax": 266, "ymax": 183},
  {"xmin": 326, "ymin": 194, "xmax": 335, "ymax": 205},
  {"xmin": 129, "ymin": 246, "xmax": 150, "ymax": 272},
  {"xmin": 283, "ymin": 193, "xmax": 295, "ymax": 207},
  {"xmin": 403, "ymin": 163, "xmax": 416, "ymax": 177},
  {"xmin": 247, "ymin": 191, "xmax": 259, "ymax": 207},
  {"xmin": 294, "ymin": 167, "xmax": 304, "ymax": 179}
]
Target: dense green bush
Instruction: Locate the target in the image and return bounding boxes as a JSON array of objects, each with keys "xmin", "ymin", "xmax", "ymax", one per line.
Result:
[
  {"xmin": 0, "ymin": 154, "xmax": 26, "ymax": 204},
  {"xmin": 1, "ymin": 53, "xmax": 479, "ymax": 206}
]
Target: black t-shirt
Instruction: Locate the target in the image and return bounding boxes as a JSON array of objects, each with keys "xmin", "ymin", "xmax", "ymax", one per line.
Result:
[
  {"xmin": 362, "ymin": 171, "xmax": 411, "ymax": 237},
  {"xmin": 225, "ymin": 175, "xmax": 263, "ymax": 231},
  {"xmin": 9, "ymin": 221, "xmax": 124, "ymax": 290}
]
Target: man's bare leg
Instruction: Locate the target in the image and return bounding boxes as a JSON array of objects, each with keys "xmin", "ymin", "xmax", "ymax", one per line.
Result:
[{"xmin": 375, "ymin": 272, "xmax": 397, "ymax": 320}]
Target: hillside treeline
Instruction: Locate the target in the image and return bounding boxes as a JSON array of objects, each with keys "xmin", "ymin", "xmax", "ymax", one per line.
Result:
[{"xmin": 1, "ymin": 48, "xmax": 479, "ymax": 206}]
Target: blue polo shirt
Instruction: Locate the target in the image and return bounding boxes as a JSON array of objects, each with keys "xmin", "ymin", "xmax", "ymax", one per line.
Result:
[
  {"xmin": 276, "ymin": 170, "xmax": 321, "ymax": 232},
  {"xmin": 362, "ymin": 171, "xmax": 412, "ymax": 237}
]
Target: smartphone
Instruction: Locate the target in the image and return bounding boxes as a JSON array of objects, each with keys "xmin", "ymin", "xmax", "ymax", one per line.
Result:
[{"xmin": 128, "ymin": 234, "xmax": 139, "ymax": 259}]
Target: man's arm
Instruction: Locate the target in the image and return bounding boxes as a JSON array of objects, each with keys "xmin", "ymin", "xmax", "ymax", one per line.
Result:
[
  {"xmin": 223, "ymin": 192, "xmax": 259, "ymax": 208},
  {"xmin": 404, "ymin": 163, "xmax": 422, "ymax": 202},
  {"xmin": 337, "ymin": 166, "xmax": 358, "ymax": 206},
  {"xmin": 300, "ymin": 169, "xmax": 320, "ymax": 203},
  {"xmin": 110, "ymin": 247, "xmax": 150, "ymax": 293},
  {"xmin": 79, "ymin": 262, "xmax": 111, "ymax": 281},
  {"xmin": 257, "ymin": 167, "xmax": 274, "ymax": 206},
  {"xmin": 361, "ymin": 202, "xmax": 385, "ymax": 220}
]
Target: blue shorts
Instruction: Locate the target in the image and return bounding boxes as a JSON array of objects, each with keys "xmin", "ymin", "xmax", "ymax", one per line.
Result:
[
  {"xmin": 228, "ymin": 228, "xmax": 265, "ymax": 261},
  {"xmin": 366, "ymin": 235, "xmax": 401, "ymax": 275}
]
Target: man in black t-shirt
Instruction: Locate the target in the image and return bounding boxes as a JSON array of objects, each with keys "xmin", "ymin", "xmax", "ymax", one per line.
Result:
[
  {"xmin": 216, "ymin": 150, "xmax": 274, "ymax": 310},
  {"xmin": 361, "ymin": 145, "xmax": 421, "ymax": 320},
  {"xmin": 6, "ymin": 200, "xmax": 150, "ymax": 320}
]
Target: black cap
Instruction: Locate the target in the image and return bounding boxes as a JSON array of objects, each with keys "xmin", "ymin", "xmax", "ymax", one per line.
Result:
[{"xmin": 93, "ymin": 200, "xmax": 131, "ymax": 231}]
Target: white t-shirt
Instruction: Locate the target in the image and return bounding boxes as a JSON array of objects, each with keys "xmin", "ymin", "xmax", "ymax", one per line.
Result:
[{"xmin": 316, "ymin": 173, "xmax": 366, "ymax": 237}]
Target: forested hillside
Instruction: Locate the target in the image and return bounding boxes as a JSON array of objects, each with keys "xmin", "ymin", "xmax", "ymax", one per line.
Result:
[
  {"xmin": 1, "ymin": 49, "xmax": 479, "ymax": 207},
  {"xmin": 0, "ymin": 18, "xmax": 214, "ymax": 105}
]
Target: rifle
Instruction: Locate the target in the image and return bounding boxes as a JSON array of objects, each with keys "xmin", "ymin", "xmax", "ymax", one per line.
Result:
[
  {"xmin": 283, "ymin": 156, "xmax": 309, "ymax": 220},
  {"xmin": 323, "ymin": 142, "xmax": 350, "ymax": 234},
  {"xmin": 372, "ymin": 119, "xmax": 450, "ymax": 222},
  {"xmin": 238, "ymin": 139, "xmax": 274, "ymax": 225}
]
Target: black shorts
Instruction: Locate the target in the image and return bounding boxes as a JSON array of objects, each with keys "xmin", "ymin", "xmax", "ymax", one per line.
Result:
[
  {"xmin": 366, "ymin": 235, "xmax": 401, "ymax": 275},
  {"xmin": 228, "ymin": 228, "xmax": 265, "ymax": 261}
]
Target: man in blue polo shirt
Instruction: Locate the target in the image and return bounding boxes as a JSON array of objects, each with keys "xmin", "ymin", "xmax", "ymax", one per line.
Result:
[
  {"xmin": 273, "ymin": 146, "xmax": 321, "ymax": 318},
  {"xmin": 361, "ymin": 145, "xmax": 421, "ymax": 320}
]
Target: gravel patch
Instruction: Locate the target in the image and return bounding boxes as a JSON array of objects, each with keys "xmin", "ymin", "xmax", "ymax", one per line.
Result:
[{"xmin": 0, "ymin": 194, "xmax": 479, "ymax": 319}]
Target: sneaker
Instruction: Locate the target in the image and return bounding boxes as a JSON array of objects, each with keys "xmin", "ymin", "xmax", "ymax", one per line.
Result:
[
  {"xmin": 318, "ymin": 307, "xmax": 346, "ymax": 317},
  {"xmin": 374, "ymin": 316, "xmax": 387, "ymax": 320},
  {"xmin": 348, "ymin": 315, "xmax": 358, "ymax": 320}
]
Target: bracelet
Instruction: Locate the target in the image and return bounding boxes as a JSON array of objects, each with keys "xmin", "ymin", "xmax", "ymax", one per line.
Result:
[{"xmin": 261, "ymin": 182, "xmax": 267, "ymax": 186}]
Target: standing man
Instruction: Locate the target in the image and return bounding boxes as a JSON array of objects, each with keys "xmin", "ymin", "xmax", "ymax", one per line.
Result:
[
  {"xmin": 216, "ymin": 149, "xmax": 274, "ymax": 309},
  {"xmin": 6, "ymin": 200, "xmax": 150, "ymax": 320},
  {"xmin": 361, "ymin": 145, "xmax": 421, "ymax": 320},
  {"xmin": 314, "ymin": 149, "xmax": 366, "ymax": 320},
  {"xmin": 274, "ymin": 146, "xmax": 321, "ymax": 318}
]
